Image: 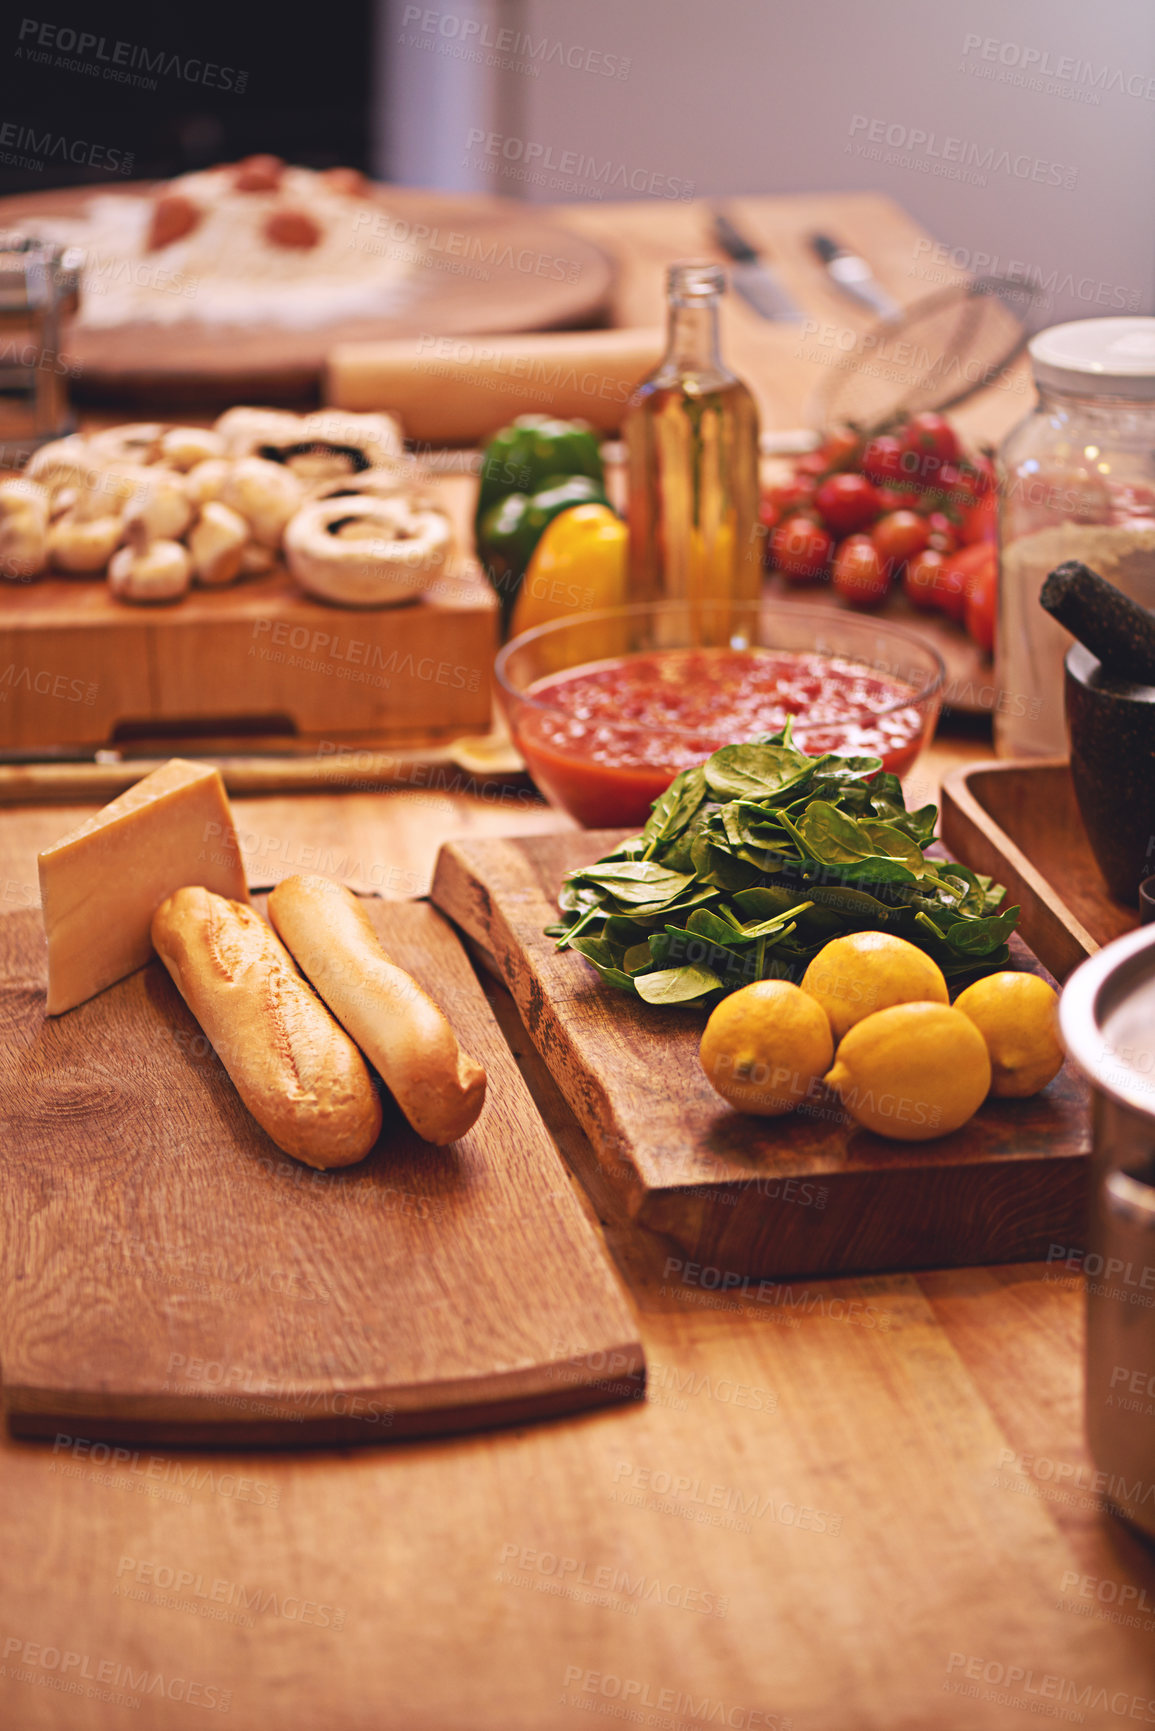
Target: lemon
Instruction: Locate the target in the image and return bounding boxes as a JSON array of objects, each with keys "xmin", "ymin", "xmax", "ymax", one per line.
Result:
[
  {"xmin": 823, "ymin": 1002, "xmax": 991, "ymax": 1141},
  {"xmin": 954, "ymin": 972, "xmax": 1063, "ymax": 1097},
  {"xmin": 700, "ymin": 980, "xmax": 834, "ymax": 1117},
  {"xmin": 800, "ymin": 931, "xmax": 949, "ymax": 1043}
]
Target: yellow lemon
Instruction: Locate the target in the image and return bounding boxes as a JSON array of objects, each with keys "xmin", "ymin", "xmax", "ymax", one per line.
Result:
[
  {"xmin": 823, "ymin": 1002, "xmax": 991, "ymax": 1141},
  {"xmin": 700, "ymin": 980, "xmax": 834, "ymax": 1117},
  {"xmin": 954, "ymin": 972, "xmax": 1063, "ymax": 1097},
  {"xmin": 800, "ymin": 931, "xmax": 949, "ymax": 1043}
]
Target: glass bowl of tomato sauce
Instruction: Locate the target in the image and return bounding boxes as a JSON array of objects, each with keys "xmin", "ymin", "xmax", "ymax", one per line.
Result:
[{"xmin": 496, "ymin": 600, "xmax": 945, "ymax": 828}]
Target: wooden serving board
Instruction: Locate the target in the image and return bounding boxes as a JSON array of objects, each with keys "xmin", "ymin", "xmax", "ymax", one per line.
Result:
[
  {"xmin": 0, "ymin": 896, "xmax": 642, "ymax": 1445},
  {"xmin": 940, "ymin": 759, "xmax": 1140, "ymax": 982},
  {"xmin": 0, "ymin": 185, "xmax": 615, "ymax": 403},
  {"xmin": 0, "ymin": 475, "xmax": 496, "ymax": 752},
  {"xmin": 430, "ymin": 830, "xmax": 1090, "ymax": 1281}
]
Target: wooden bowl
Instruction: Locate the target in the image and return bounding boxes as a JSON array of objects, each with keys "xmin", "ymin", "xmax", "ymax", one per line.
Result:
[{"xmin": 1065, "ymin": 642, "xmax": 1155, "ymax": 906}]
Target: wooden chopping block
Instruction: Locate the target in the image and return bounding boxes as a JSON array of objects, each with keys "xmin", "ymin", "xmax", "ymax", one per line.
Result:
[{"xmin": 326, "ymin": 327, "xmax": 664, "ymax": 443}]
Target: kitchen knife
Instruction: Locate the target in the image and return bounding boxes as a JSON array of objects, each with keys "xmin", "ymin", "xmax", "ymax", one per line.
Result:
[
  {"xmin": 712, "ymin": 210, "xmax": 804, "ymax": 323},
  {"xmin": 808, "ymin": 232, "xmax": 902, "ymax": 321}
]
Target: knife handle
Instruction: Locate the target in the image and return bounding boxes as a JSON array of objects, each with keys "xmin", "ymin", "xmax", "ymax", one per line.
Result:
[
  {"xmin": 713, "ymin": 210, "xmax": 759, "ymax": 264},
  {"xmin": 808, "ymin": 233, "xmax": 843, "ymax": 264}
]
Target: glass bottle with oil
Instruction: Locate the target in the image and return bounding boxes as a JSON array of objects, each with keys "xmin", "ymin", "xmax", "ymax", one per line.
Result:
[{"xmin": 625, "ymin": 261, "xmax": 760, "ymax": 642}]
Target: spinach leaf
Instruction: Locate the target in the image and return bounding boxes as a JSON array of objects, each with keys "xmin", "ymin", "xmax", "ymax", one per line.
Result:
[
  {"xmin": 634, "ymin": 965, "xmax": 725, "ymax": 1006},
  {"xmin": 641, "ymin": 765, "xmax": 707, "ymax": 857},
  {"xmin": 704, "ymin": 742, "xmax": 813, "ymax": 802}
]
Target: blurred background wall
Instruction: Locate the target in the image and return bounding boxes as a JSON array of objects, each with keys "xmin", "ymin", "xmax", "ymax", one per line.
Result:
[{"xmin": 379, "ymin": 0, "xmax": 1155, "ymax": 323}]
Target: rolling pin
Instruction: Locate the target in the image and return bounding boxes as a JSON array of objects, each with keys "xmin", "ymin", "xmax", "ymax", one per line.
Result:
[{"xmin": 326, "ymin": 328, "xmax": 664, "ymax": 444}]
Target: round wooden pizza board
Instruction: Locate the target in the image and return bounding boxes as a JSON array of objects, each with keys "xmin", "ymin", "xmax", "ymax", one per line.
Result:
[{"xmin": 0, "ymin": 182, "xmax": 615, "ymax": 404}]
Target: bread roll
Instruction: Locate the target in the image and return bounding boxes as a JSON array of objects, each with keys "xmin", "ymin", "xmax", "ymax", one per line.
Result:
[
  {"xmin": 151, "ymin": 886, "xmax": 382, "ymax": 1169},
  {"xmin": 267, "ymin": 874, "xmax": 486, "ymax": 1145}
]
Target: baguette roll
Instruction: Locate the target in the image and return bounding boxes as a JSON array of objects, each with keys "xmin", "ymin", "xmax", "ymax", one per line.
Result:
[
  {"xmin": 151, "ymin": 886, "xmax": 382, "ymax": 1169},
  {"xmin": 267, "ymin": 874, "xmax": 487, "ymax": 1145}
]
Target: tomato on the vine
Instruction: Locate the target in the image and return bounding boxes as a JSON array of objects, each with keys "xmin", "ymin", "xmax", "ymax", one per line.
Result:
[
  {"xmin": 936, "ymin": 542, "xmax": 993, "ymax": 623},
  {"xmin": 771, "ymin": 515, "xmax": 834, "ymax": 580},
  {"xmin": 833, "ymin": 535, "xmax": 889, "ymax": 606},
  {"xmin": 963, "ymin": 544, "xmax": 998, "ymax": 652},
  {"xmin": 764, "ymin": 476, "xmax": 815, "ymax": 516},
  {"xmin": 871, "ymin": 509, "xmax": 930, "ymax": 573},
  {"xmin": 960, "ymin": 492, "xmax": 998, "ymax": 546},
  {"xmin": 814, "ymin": 472, "xmax": 880, "ymax": 534},
  {"xmin": 861, "ymin": 434, "xmax": 904, "ymax": 486},
  {"xmin": 925, "ymin": 511, "xmax": 960, "ymax": 554},
  {"xmin": 904, "ymin": 549, "xmax": 947, "ymax": 611},
  {"xmin": 820, "ymin": 428, "xmax": 862, "ymax": 470},
  {"xmin": 900, "ymin": 412, "xmax": 960, "ymax": 471}
]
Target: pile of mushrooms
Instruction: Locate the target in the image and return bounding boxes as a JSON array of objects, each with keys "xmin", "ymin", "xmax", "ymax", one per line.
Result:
[{"xmin": 2, "ymin": 408, "xmax": 454, "ymax": 608}]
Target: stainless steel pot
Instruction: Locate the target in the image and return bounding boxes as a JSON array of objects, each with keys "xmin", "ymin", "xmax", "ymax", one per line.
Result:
[{"xmin": 1060, "ymin": 925, "xmax": 1155, "ymax": 1542}]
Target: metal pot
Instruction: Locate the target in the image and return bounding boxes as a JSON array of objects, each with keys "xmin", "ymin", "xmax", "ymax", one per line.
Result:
[{"xmin": 1060, "ymin": 925, "xmax": 1155, "ymax": 1541}]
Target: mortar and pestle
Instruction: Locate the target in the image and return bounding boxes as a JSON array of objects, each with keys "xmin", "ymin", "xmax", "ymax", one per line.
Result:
[{"xmin": 1040, "ymin": 560, "xmax": 1155, "ymax": 906}]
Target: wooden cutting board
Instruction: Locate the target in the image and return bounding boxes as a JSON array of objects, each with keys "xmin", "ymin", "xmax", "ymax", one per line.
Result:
[
  {"xmin": 430, "ymin": 830, "xmax": 1091, "ymax": 1281},
  {"xmin": 0, "ymin": 896, "xmax": 642, "ymax": 1445},
  {"xmin": 0, "ymin": 474, "xmax": 496, "ymax": 752},
  {"xmin": 0, "ymin": 185, "xmax": 615, "ymax": 403}
]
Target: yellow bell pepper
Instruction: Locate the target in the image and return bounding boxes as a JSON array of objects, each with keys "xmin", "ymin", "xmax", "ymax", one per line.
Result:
[{"xmin": 509, "ymin": 504, "xmax": 628, "ymax": 654}]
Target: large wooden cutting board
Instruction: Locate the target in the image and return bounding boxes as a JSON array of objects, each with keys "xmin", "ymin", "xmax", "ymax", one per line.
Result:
[
  {"xmin": 430, "ymin": 830, "xmax": 1091, "ymax": 1280},
  {"xmin": 0, "ymin": 185, "xmax": 614, "ymax": 403},
  {"xmin": 0, "ymin": 896, "xmax": 642, "ymax": 1445}
]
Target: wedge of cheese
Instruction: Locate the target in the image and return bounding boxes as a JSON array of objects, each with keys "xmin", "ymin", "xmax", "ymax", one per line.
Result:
[{"xmin": 39, "ymin": 758, "xmax": 249, "ymax": 1014}]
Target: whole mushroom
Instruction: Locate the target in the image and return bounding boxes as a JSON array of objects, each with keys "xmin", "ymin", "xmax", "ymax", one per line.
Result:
[
  {"xmin": 160, "ymin": 427, "xmax": 226, "ymax": 471},
  {"xmin": 108, "ymin": 522, "xmax": 191, "ymax": 604},
  {"xmin": 221, "ymin": 457, "xmax": 303, "ymax": 547},
  {"xmin": 0, "ymin": 477, "xmax": 49, "ymax": 580},
  {"xmin": 188, "ymin": 502, "xmax": 249, "ymax": 587}
]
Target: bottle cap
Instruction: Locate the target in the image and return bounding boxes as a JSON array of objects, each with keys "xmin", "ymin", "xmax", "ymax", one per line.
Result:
[
  {"xmin": 1029, "ymin": 317, "xmax": 1155, "ymax": 401},
  {"xmin": 667, "ymin": 261, "xmax": 725, "ymax": 304}
]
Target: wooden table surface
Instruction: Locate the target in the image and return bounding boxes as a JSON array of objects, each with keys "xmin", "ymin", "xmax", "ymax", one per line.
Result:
[
  {"xmin": 3, "ymin": 734, "xmax": 1154, "ymax": 1731},
  {"xmin": 4, "ymin": 196, "xmax": 1153, "ymax": 1731}
]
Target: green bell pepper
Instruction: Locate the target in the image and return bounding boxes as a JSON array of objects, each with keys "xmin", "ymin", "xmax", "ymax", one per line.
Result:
[
  {"xmin": 475, "ymin": 415, "xmax": 604, "ymax": 532},
  {"xmin": 477, "ymin": 472, "xmax": 609, "ymax": 625}
]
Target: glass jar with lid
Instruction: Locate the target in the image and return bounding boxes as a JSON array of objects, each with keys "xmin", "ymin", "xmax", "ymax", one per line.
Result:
[{"xmin": 996, "ymin": 317, "xmax": 1155, "ymax": 757}]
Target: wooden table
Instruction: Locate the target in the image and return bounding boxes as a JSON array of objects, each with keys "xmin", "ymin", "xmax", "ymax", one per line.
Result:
[
  {"xmin": 2, "ymin": 733, "xmax": 1154, "ymax": 1731},
  {"xmin": 3, "ymin": 196, "xmax": 1152, "ymax": 1731}
]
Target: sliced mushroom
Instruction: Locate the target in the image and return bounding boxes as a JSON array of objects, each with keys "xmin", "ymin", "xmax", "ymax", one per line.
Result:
[
  {"xmin": 309, "ymin": 464, "xmax": 419, "ymax": 504},
  {"xmin": 48, "ymin": 512, "xmax": 124, "ymax": 573},
  {"xmin": 213, "ymin": 406, "xmax": 305, "ymax": 459},
  {"xmin": 220, "ymin": 457, "xmax": 303, "ymax": 548},
  {"xmin": 108, "ymin": 533, "xmax": 192, "ymax": 604},
  {"xmin": 160, "ymin": 427, "xmax": 226, "ymax": 471},
  {"xmin": 189, "ymin": 502, "xmax": 249, "ymax": 587},
  {"xmin": 284, "ymin": 495, "xmax": 452, "ymax": 608}
]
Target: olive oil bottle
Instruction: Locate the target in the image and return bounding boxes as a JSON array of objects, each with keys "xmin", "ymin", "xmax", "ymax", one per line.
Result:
[{"xmin": 624, "ymin": 261, "xmax": 760, "ymax": 642}]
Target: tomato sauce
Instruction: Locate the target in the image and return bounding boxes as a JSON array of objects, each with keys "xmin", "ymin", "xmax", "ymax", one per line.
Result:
[{"xmin": 515, "ymin": 647, "xmax": 929, "ymax": 827}]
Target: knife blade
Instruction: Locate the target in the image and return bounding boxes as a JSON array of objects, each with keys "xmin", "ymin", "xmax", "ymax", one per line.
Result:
[
  {"xmin": 808, "ymin": 232, "xmax": 902, "ymax": 322},
  {"xmin": 712, "ymin": 209, "xmax": 804, "ymax": 323}
]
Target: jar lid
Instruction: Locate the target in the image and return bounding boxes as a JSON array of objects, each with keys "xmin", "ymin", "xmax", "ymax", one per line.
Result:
[{"xmin": 1029, "ymin": 317, "xmax": 1155, "ymax": 400}]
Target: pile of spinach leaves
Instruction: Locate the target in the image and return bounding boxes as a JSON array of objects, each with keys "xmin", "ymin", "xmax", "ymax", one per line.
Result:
[{"xmin": 547, "ymin": 723, "xmax": 1019, "ymax": 1008}]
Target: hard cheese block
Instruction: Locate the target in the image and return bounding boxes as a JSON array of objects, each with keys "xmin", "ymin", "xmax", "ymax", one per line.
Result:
[{"xmin": 39, "ymin": 758, "xmax": 248, "ymax": 1014}]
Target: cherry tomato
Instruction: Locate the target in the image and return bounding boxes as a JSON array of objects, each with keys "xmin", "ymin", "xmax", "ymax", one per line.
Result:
[
  {"xmin": 758, "ymin": 494, "xmax": 781, "ymax": 531},
  {"xmin": 936, "ymin": 542, "xmax": 993, "ymax": 623},
  {"xmin": 771, "ymin": 515, "xmax": 834, "ymax": 581},
  {"xmin": 861, "ymin": 434, "xmax": 904, "ymax": 486},
  {"xmin": 833, "ymin": 535, "xmax": 889, "ymax": 607},
  {"xmin": 963, "ymin": 544, "xmax": 998, "ymax": 653},
  {"xmin": 960, "ymin": 492, "xmax": 998, "ymax": 546},
  {"xmin": 764, "ymin": 476, "xmax": 816, "ymax": 516},
  {"xmin": 820, "ymin": 428, "xmax": 862, "ymax": 470},
  {"xmin": 796, "ymin": 451, "xmax": 829, "ymax": 478},
  {"xmin": 876, "ymin": 484, "xmax": 923, "ymax": 512},
  {"xmin": 904, "ymin": 549, "xmax": 947, "ymax": 611},
  {"xmin": 814, "ymin": 472, "xmax": 880, "ymax": 535},
  {"xmin": 968, "ymin": 453, "xmax": 998, "ymax": 496},
  {"xmin": 871, "ymin": 509, "xmax": 930, "ymax": 575},
  {"xmin": 925, "ymin": 510, "xmax": 959, "ymax": 554},
  {"xmin": 900, "ymin": 411, "xmax": 960, "ymax": 471}
]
